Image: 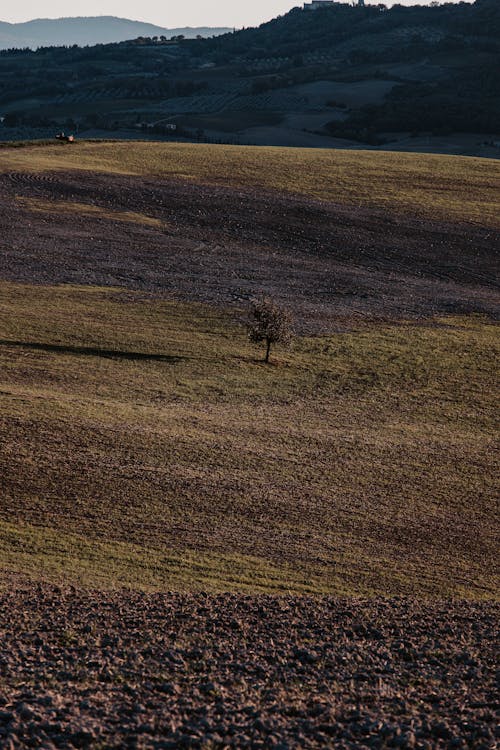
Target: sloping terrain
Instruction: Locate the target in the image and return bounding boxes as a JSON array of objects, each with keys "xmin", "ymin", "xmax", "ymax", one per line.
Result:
[
  {"xmin": 1, "ymin": 141, "xmax": 498, "ymax": 226},
  {"xmin": 0, "ymin": 142, "xmax": 498, "ymax": 598},
  {"xmin": 1, "ymin": 281, "xmax": 498, "ymax": 598},
  {"xmin": 0, "ymin": 141, "xmax": 498, "ymax": 747},
  {"xmin": 0, "ymin": 142, "xmax": 498, "ymax": 327}
]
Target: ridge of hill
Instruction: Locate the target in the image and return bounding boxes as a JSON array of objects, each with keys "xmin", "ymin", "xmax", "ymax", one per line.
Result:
[
  {"xmin": 0, "ymin": 16, "xmax": 230, "ymax": 50},
  {"xmin": 192, "ymin": 0, "xmax": 500, "ymax": 140},
  {"xmin": 197, "ymin": 0, "xmax": 500, "ymax": 58}
]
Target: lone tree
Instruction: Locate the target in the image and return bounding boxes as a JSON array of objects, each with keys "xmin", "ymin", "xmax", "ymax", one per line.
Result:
[{"xmin": 248, "ymin": 298, "xmax": 294, "ymax": 364}]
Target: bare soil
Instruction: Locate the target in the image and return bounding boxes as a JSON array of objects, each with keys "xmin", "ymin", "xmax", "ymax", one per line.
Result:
[
  {"xmin": 0, "ymin": 170, "xmax": 498, "ymax": 331},
  {"xmin": 0, "ymin": 584, "xmax": 497, "ymax": 750}
]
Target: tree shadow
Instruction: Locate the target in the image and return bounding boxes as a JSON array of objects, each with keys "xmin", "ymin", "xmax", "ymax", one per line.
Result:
[{"xmin": 0, "ymin": 339, "xmax": 187, "ymax": 363}]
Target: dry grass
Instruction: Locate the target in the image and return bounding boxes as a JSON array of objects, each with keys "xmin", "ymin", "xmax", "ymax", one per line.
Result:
[
  {"xmin": 16, "ymin": 197, "xmax": 165, "ymax": 228},
  {"xmin": 0, "ymin": 520, "xmax": 329, "ymax": 594},
  {"xmin": 0, "ymin": 281, "xmax": 497, "ymax": 598},
  {"xmin": 1, "ymin": 141, "xmax": 499, "ymax": 227}
]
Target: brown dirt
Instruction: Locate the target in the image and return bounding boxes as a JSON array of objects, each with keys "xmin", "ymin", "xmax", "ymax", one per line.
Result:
[
  {"xmin": 0, "ymin": 170, "xmax": 498, "ymax": 331},
  {"xmin": 0, "ymin": 585, "xmax": 497, "ymax": 750}
]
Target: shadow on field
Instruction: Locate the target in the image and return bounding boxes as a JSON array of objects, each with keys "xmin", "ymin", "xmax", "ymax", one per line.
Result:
[{"xmin": 0, "ymin": 340, "xmax": 186, "ymax": 363}]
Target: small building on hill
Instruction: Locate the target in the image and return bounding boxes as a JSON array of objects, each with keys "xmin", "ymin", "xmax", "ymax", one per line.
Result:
[
  {"xmin": 304, "ymin": 1, "xmax": 334, "ymax": 9},
  {"xmin": 304, "ymin": 0, "xmax": 365, "ymax": 6}
]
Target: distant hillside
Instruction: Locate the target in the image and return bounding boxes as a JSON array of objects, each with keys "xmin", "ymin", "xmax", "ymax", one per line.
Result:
[
  {"xmin": 0, "ymin": 0, "xmax": 498, "ymax": 156},
  {"xmin": 191, "ymin": 0, "xmax": 500, "ymax": 142},
  {"xmin": 0, "ymin": 16, "xmax": 230, "ymax": 50}
]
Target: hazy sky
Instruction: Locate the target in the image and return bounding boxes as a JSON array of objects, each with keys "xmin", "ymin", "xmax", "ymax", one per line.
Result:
[{"xmin": 2, "ymin": 1, "xmax": 473, "ymax": 29}]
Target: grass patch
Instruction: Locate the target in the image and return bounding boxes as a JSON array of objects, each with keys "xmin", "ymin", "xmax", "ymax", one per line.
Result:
[
  {"xmin": 0, "ymin": 520, "xmax": 335, "ymax": 595},
  {"xmin": 0, "ymin": 282, "xmax": 498, "ymax": 598},
  {"xmin": 16, "ymin": 197, "xmax": 165, "ymax": 229},
  {"xmin": 0, "ymin": 141, "xmax": 498, "ymax": 227}
]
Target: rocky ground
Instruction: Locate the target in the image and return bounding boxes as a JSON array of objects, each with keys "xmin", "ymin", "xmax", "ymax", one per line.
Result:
[{"xmin": 0, "ymin": 585, "xmax": 497, "ymax": 749}]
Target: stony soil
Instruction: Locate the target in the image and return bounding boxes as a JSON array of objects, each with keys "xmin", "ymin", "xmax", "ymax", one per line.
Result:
[
  {"xmin": 0, "ymin": 171, "xmax": 498, "ymax": 331},
  {"xmin": 0, "ymin": 585, "xmax": 497, "ymax": 749}
]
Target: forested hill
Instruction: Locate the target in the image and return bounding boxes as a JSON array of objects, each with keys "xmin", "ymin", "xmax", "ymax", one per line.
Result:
[
  {"xmin": 186, "ymin": 0, "xmax": 500, "ymax": 139},
  {"xmin": 192, "ymin": 0, "xmax": 500, "ymax": 60},
  {"xmin": 0, "ymin": 0, "xmax": 498, "ymax": 149}
]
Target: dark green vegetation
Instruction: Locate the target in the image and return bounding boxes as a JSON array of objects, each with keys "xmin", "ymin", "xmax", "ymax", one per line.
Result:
[
  {"xmin": 201, "ymin": 0, "xmax": 500, "ymax": 140},
  {"xmin": 0, "ymin": 0, "xmax": 499, "ymax": 153}
]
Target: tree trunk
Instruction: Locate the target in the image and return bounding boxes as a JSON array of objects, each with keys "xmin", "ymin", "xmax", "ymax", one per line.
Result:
[{"xmin": 265, "ymin": 338, "xmax": 271, "ymax": 364}]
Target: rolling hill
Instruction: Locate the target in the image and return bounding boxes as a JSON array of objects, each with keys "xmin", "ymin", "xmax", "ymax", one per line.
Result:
[
  {"xmin": 0, "ymin": 139, "xmax": 498, "ymax": 749},
  {"xmin": 0, "ymin": 140, "xmax": 498, "ymax": 597}
]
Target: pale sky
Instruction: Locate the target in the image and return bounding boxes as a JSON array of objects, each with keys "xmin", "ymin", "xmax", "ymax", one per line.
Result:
[{"xmin": 1, "ymin": 1, "xmax": 473, "ymax": 29}]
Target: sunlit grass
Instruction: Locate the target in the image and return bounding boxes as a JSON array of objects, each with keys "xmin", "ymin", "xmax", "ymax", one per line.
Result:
[
  {"xmin": 1, "ymin": 141, "xmax": 498, "ymax": 227},
  {"xmin": 16, "ymin": 197, "xmax": 165, "ymax": 228},
  {"xmin": 0, "ymin": 282, "xmax": 498, "ymax": 598}
]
